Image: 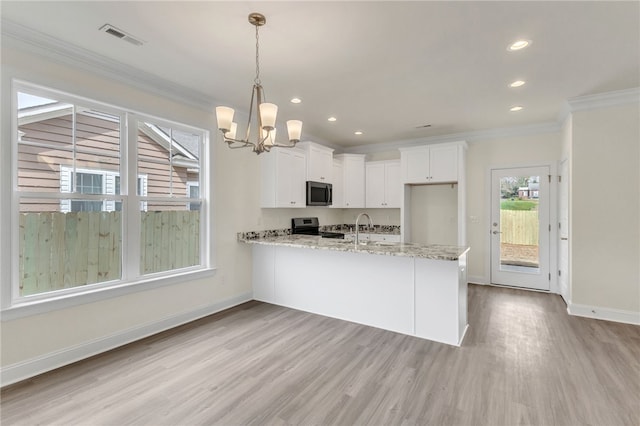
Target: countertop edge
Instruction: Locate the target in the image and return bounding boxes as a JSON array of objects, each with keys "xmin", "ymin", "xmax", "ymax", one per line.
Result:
[{"xmin": 239, "ymin": 236, "xmax": 469, "ymax": 261}]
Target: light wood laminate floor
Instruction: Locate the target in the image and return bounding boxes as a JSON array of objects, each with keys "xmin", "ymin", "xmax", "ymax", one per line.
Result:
[{"xmin": 2, "ymin": 285, "xmax": 639, "ymax": 426}]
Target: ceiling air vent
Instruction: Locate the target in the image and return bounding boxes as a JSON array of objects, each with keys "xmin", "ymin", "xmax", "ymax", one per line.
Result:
[{"xmin": 99, "ymin": 24, "xmax": 144, "ymax": 46}]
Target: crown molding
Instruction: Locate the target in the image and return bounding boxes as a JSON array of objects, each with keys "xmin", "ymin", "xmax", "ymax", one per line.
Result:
[
  {"xmin": 344, "ymin": 121, "xmax": 562, "ymax": 154},
  {"xmin": 557, "ymin": 87, "xmax": 640, "ymax": 124},
  {"xmin": 567, "ymin": 88, "xmax": 640, "ymax": 112},
  {"xmin": 1, "ymin": 19, "xmax": 214, "ymax": 111}
]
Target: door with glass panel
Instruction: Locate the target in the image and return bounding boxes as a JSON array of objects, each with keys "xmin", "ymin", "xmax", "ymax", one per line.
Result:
[{"xmin": 491, "ymin": 166, "xmax": 550, "ymax": 290}]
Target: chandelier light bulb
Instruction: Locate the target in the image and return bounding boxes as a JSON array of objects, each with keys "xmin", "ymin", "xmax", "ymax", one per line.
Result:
[
  {"xmin": 259, "ymin": 103, "xmax": 278, "ymax": 130},
  {"xmin": 287, "ymin": 120, "xmax": 303, "ymax": 142},
  {"xmin": 225, "ymin": 122, "xmax": 237, "ymax": 140},
  {"xmin": 215, "ymin": 106, "xmax": 234, "ymax": 132},
  {"xmin": 262, "ymin": 128, "xmax": 276, "ymax": 146}
]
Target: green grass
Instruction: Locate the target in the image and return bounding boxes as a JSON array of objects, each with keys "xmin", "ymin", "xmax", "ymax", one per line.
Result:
[{"xmin": 500, "ymin": 199, "xmax": 538, "ymax": 211}]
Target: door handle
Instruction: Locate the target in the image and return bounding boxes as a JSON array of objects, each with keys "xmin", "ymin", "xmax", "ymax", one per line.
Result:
[
  {"xmin": 492, "ymin": 230, "xmax": 502, "ymax": 234},
  {"xmin": 561, "ymin": 237, "xmax": 568, "ymax": 240}
]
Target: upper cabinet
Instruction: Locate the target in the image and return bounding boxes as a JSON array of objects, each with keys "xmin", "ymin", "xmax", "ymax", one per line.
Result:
[
  {"xmin": 330, "ymin": 159, "xmax": 344, "ymax": 209},
  {"xmin": 297, "ymin": 141, "xmax": 334, "ymax": 183},
  {"xmin": 399, "ymin": 144, "xmax": 458, "ymax": 184},
  {"xmin": 366, "ymin": 160, "xmax": 401, "ymax": 208},
  {"xmin": 334, "ymin": 154, "xmax": 366, "ymax": 208},
  {"xmin": 260, "ymin": 148, "xmax": 306, "ymax": 208}
]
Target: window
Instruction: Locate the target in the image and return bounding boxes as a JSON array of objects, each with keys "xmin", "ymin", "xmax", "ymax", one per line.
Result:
[
  {"xmin": 187, "ymin": 182, "xmax": 199, "ymax": 211},
  {"xmin": 60, "ymin": 168, "xmax": 148, "ymax": 212},
  {"xmin": 12, "ymin": 82, "xmax": 209, "ymax": 305}
]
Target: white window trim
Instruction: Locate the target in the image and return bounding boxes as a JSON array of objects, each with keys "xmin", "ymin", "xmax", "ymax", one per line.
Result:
[{"xmin": 4, "ymin": 80, "xmax": 214, "ymax": 318}]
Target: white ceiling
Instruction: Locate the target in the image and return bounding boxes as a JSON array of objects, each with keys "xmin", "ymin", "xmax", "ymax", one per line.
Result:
[{"xmin": 2, "ymin": 1, "xmax": 639, "ymax": 148}]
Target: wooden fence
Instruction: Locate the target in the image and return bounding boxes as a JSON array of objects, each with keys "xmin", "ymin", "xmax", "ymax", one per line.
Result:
[
  {"xmin": 500, "ymin": 209, "xmax": 538, "ymax": 245},
  {"xmin": 18, "ymin": 211, "xmax": 199, "ymax": 296}
]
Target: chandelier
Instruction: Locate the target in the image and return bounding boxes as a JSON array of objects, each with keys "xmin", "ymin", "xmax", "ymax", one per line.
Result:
[{"xmin": 215, "ymin": 13, "xmax": 302, "ymax": 155}]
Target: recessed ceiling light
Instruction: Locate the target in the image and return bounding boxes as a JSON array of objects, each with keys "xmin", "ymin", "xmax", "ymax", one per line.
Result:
[
  {"xmin": 328, "ymin": 116, "xmax": 337, "ymax": 122},
  {"xmin": 508, "ymin": 39, "xmax": 531, "ymax": 51},
  {"xmin": 290, "ymin": 98, "xmax": 302, "ymax": 104},
  {"xmin": 509, "ymin": 80, "xmax": 526, "ymax": 88},
  {"xmin": 354, "ymin": 131, "xmax": 363, "ymax": 135},
  {"xmin": 510, "ymin": 105, "xmax": 524, "ymax": 112}
]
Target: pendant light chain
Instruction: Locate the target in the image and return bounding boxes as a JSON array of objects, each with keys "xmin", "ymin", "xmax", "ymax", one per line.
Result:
[{"xmin": 254, "ymin": 24, "xmax": 261, "ymax": 85}]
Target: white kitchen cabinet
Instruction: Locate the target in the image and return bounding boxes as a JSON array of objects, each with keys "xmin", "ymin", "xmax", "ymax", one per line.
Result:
[
  {"xmin": 366, "ymin": 160, "xmax": 401, "ymax": 208},
  {"xmin": 414, "ymin": 253, "xmax": 467, "ymax": 345},
  {"xmin": 344, "ymin": 233, "xmax": 401, "ymax": 243},
  {"xmin": 399, "ymin": 144, "xmax": 458, "ymax": 184},
  {"xmin": 399, "ymin": 141, "xmax": 467, "ymax": 247},
  {"xmin": 297, "ymin": 141, "xmax": 334, "ymax": 183},
  {"xmin": 260, "ymin": 147, "xmax": 306, "ymax": 208},
  {"xmin": 330, "ymin": 159, "xmax": 344, "ymax": 208},
  {"xmin": 251, "ymin": 243, "xmax": 468, "ymax": 346},
  {"xmin": 368, "ymin": 233, "xmax": 401, "ymax": 243},
  {"xmin": 334, "ymin": 154, "xmax": 366, "ymax": 208}
]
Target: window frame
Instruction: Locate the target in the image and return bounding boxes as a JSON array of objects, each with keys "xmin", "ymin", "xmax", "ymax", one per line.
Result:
[{"xmin": 4, "ymin": 80, "xmax": 214, "ymax": 319}]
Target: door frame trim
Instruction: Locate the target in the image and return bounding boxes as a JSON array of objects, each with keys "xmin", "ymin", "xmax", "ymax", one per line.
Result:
[{"xmin": 484, "ymin": 161, "xmax": 558, "ymax": 293}]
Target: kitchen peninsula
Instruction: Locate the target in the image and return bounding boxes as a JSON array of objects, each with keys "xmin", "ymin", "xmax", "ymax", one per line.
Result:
[{"xmin": 239, "ymin": 233, "xmax": 470, "ymax": 346}]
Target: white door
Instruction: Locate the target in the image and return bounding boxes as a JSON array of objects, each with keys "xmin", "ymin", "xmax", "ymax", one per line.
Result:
[
  {"xmin": 558, "ymin": 160, "xmax": 569, "ymax": 302},
  {"xmin": 491, "ymin": 166, "xmax": 550, "ymax": 290}
]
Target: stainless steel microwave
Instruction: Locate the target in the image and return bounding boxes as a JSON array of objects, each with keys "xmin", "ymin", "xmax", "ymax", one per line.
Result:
[{"xmin": 306, "ymin": 181, "xmax": 332, "ymax": 206}]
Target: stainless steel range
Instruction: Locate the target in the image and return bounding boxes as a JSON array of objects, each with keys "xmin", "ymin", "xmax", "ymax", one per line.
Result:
[{"xmin": 291, "ymin": 217, "xmax": 345, "ymax": 239}]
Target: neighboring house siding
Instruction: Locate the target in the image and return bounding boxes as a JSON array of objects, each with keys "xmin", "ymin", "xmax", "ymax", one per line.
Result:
[
  {"xmin": 137, "ymin": 132, "xmax": 188, "ymax": 199},
  {"xmin": 18, "ymin": 114, "xmax": 191, "ymax": 211}
]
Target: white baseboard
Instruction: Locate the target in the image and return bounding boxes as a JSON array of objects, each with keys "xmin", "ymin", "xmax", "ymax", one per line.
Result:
[
  {"xmin": 1, "ymin": 292, "xmax": 253, "ymax": 388},
  {"xmin": 568, "ymin": 302, "xmax": 640, "ymax": 325},
  {"xmin": 467, "ymin": 275, "xmax": 488, "ymax": 285}
]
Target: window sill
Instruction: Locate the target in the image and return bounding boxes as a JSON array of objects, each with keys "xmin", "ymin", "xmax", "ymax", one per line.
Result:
[{"xmin": 1, "ymin": 268, "xmax": 218, "ymax": 322}]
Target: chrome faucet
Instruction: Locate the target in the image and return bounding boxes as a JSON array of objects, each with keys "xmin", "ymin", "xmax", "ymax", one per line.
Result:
[{"xmin": 355, "ymin": 213, "xmax": 374, "ymax": 245}]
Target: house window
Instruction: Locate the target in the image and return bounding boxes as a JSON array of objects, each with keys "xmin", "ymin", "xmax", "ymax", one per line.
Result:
[
  {"xmin": 12, "ymin": 82, "xmax": 209, "ymax": 305},
  {"xmin": 187, "ymin": 182, "xmax": 199, "ymax": 211},
  {"xmin": 69, "ymin": 171, "xmax": 104, "ymax": 212}
]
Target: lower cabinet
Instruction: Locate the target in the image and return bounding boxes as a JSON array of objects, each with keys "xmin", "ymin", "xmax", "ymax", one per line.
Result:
[
  {"xmin": 251, "ymin": 244, "xmax": 468, "ymax": 346},
  {"xmin": 414, "ymin": 253, "xmax": 467, "ymax": 344},
  {"xmin": 368, "ymin": 233, "xmax": 401, "ymax": 243},
  {"xmin": 344, "ymin": 233, "xmax": 401, "ymax": 243}
]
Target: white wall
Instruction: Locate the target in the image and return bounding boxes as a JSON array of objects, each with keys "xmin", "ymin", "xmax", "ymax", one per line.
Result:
[
  {"xmin": 409, "ymin": 184, "xmax": 458, "ymax": 245},
  {"xmin": 0, "ymin": 45, "xmax": 258, "ymax": 374},
  {"xmin": 465, "ymin": 132, "xmax": 561, "ymax": 283},
  {"xmin": 569, "ymin": 103, "xmax": 639, "ymax": 315}
]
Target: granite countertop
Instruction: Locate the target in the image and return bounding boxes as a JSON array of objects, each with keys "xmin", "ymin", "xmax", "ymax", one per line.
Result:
[{"xmin": 238, "ymin": 234, "xmax": 469, "ymax": 261}]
